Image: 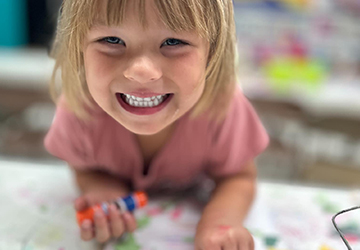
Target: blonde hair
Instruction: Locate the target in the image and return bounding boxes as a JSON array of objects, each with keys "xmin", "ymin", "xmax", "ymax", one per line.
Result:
[{"xmin": 50, "ymin": 0, "xmax": 237, "ymax": 120}]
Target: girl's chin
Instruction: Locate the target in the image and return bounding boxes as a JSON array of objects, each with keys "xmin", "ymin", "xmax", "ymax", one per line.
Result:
[
  {"xmin": 113, "ymin": 107, "xmax": 177, "ymax": 135},
  {"xmin": 117, "ymin": 119, "xmax": 171, "ymax": 135},
  {"xmin": 126, "ymin": 126, "xmax": 167, "ymax": 135}
]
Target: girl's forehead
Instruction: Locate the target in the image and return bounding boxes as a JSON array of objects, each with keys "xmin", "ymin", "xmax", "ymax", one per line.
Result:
[
  {"xmin": 87, "ymin": 0, "xmax": 208, "ymax": 36},
  {"xmin": 97, "ymin": 0, "xmax": 161, "ymax": 28}
]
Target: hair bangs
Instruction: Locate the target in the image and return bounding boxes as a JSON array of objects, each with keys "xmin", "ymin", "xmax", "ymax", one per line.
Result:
[
  {"xmin": 155, "ymin": 0, "xmax": 210, "ymax": 38},
  {"xmin": 77, "ymin": 0, "xmax": 211, "ymax": 40},
  {"xmin": 78, "ymin": 0, "xmax": 148, "ymax": 31}
]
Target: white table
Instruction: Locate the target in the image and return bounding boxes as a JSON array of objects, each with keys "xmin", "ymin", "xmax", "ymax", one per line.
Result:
[{"xmin": 0, "ymin": 159, "xmax": 359, "ymax": 250}]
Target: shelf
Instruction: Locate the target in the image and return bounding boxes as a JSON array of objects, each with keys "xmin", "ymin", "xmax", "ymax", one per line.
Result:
[
  {"xmin": 242, "ymin": 75, "xmax": 360, "ymax": 119},
  {"xmin": 0, "ymin": 48, "xmax": 54, "ymax": 90}
]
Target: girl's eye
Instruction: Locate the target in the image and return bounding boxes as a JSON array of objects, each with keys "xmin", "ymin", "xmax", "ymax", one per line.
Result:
[
  {"xmin": 101, "ymin": 37, "xmax": 125, "ymax": 45},
  {"xmin": 162, "ymin": 38, "xmax": 187, "ymax": 47}
]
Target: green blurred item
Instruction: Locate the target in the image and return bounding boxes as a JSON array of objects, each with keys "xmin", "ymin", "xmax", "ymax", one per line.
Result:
[{"xmin": 264, "ymin": 57, "xmax": 326, "ymax": 94}]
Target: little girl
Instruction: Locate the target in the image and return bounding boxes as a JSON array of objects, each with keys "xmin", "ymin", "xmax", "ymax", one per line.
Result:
[{"xmin": 45, "ymin": 0, "xmax": 269, "ymax": 249}]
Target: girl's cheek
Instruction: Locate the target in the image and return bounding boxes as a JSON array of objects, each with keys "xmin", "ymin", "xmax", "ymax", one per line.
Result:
[{"xmin": 89, "ymin": 58, "xmax": 120, "ymax": 80}]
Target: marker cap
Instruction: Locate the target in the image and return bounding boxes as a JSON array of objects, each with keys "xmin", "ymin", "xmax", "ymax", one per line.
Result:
[
  {"xmin": 76, "ymin": 204, "xmax": 101, "ymax": 225},
  {"xmin": 134, "ymin": 191, "xmax": 148, "ymax": 207}
]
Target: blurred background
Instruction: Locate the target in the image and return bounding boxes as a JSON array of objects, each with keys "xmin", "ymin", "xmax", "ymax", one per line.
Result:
[{"xmin": 0, "ymin": 0, "xmax": 360, "ymax": 188}]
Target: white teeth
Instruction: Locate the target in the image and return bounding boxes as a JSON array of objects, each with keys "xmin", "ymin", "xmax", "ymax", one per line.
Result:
[
  {"xmin": 154, "ymin": 99, "xmax": 159, "ymax": 106},
  {"xmin": 123, "ymin": 94, "xmax": 168, "ymax": 108}
]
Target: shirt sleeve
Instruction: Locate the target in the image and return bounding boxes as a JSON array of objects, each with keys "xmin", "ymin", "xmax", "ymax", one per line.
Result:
[
  {"xmin": 44, "ymin": 97, "xmax": 97, "ymax": 169},
  {"xmin": 206, "ymin": 88, "xmax": 269, "ymax": 178}
]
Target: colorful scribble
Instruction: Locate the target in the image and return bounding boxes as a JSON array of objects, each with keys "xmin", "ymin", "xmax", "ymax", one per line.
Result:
[
  {"xmin": 171, "ymin": 206, "xmax": 183, "ymax": 221},
  {"xmin": 115, "ymin": 234, "xmax": 141, "ymax": 250}
]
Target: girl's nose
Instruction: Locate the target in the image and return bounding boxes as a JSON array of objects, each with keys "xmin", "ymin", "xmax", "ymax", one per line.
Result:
[{"xmin": 123, "ymin": 56, "xmax": 162, "ymax": 84}]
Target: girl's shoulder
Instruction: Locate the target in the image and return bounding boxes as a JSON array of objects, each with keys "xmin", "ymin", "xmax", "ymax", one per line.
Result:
[
  {"xmin": 195, "ymin": 85, "xmax": 248, "ymax": 124},
  {"xmin": 51, "ymin": 95, "xmax": 121, "ymax": 140},
  {"xmin": 196, "ymin": 84, "xmax": 266, "ymax": 140}
]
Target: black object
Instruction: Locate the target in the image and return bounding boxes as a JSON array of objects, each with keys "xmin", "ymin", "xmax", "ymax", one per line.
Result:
[
  {"xmin": 27, "ymin": 0, "xmax": 62, "ymax": 48},
  {"xmin": 332, "ymin": 206, "xmax": 360, "ymax": 250}
]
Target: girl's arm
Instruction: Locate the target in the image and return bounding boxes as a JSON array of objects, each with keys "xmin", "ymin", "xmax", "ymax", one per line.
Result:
[
  {"xmin": 73, "ymin": 168, "xmax": 130, "ymax": 196},
  {"xmin": 201, "ymin": 160, "xmax": 256, "ymax": 225},
  {"xmin": 195, "ymin": 161, "xmax": 257, "ymax": 250}
]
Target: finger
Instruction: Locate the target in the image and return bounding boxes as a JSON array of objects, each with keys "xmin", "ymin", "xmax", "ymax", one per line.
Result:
[
  {"xmin": 80, "ymin": 219, "xmax": 94, "ymax": 241},
  {"xmin": 239, "ymin": 231, "xmax": 254, "ymax": 250},
  {"xmin": 222, "ymin": 244, "xmax": 237, "ymax": 250},
  {"xmin": 222, "ymin": 231, "xmax": 237, "ymax": 250},
  {"xmin": 222, "ymin": 240, "xmax": 237, "ymax": 250},
  {"xmin": 74, "ymin": 196, "xmax": 89, "ymax": 211},
  {"xmin": 94, "ymin": 210, "xmax": 111, "ymax": 243},
  {"xmin": 109, "ymin": 204, "xmax": 126, "ymax": 238},
  {"xmin": 238, "ymin": 241, "xmax": 251, "ymax": 250},
  {"xmin": 196, "ymin": 245, "xmax": 217, "ymax": 250},
  {"xmin": 201, "ymin": 240, "xmax": 222, "ymax": 250},
  {"xmin": 206, "ymin": 244, "xmax": 221, "ymax": 250},
  {"xmin": 248, "ymin": 236, "xmax": 255, "ymax": 250},
  {"xmin": 122, "ymin": 212, "xmax": 137, "ymax": 233},
  {"xmin": 222, "ymin": 243, "xmax": 237, "ymax": 250}
]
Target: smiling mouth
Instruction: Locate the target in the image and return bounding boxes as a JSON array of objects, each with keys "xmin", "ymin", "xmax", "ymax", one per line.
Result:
[
  {"xmin": 116, "ymin": 93, "xmax": 173, "ymax": 116},
  {"xmin": 119, "ymin": 93, "xmax": 171, "ymax": 108}
]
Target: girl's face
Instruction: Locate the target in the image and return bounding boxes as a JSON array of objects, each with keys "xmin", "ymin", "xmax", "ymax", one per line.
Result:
[{"xmin": 83, "ymin": 0, "xmax": 209, "ymax": 135}]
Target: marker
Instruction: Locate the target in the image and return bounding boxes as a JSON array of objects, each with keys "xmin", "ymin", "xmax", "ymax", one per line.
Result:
[{"xmin": 76, "ymin": 191, "xmax": 148, "ymax": 225}]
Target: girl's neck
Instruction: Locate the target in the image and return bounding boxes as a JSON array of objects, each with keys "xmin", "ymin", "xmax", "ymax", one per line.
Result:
[{"xmin": 135, "ymin": 123, "xmax": 176, "ymax": 167}]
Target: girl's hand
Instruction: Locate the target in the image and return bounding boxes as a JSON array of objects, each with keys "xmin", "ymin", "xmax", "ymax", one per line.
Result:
[
  {"xmin": 195, "ymin": 223, "xmax": 254, "ymax": 250},
  {"xmin": 74, "ymin": 192, "xmax": 137, "ymax": 243}
]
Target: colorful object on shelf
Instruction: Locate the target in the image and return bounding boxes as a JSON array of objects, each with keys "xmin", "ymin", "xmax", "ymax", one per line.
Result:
[
  {"xmin": 264, "ymin": 58, "xmax": 326, "ymax": 94},
  {"xmin": 76, "ymin": 192, "xmax": 148, "ymax": 225},
  {"xmin": 236, "ymin": 0, "xmax": 313, "ymax": 11},
  {"xmin": 278, "ymin": 0, "xmax": 312, "ymax": 10}
]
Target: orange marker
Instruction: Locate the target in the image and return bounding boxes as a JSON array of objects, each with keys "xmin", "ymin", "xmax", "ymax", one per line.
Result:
[{"xmin": 76, "ymin": 191, "xmax": 148, "ymax": 225}]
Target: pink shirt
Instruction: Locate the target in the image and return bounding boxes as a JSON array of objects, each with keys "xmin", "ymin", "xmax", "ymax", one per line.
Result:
[{"xmin": 44, "ymin": 87, "xmax": 269, "ymax": 191}]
